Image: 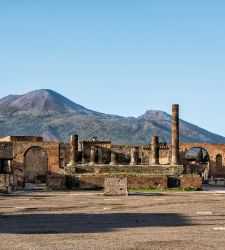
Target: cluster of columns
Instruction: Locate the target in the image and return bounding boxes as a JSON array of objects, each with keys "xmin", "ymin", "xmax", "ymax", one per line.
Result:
[
  {"xmin": 68, "ymin": 104, "xmax": 180, "ymax": 166},
  {"xmin": 128, "ymin": 104, "xmax": 180, "ymax": 166}
]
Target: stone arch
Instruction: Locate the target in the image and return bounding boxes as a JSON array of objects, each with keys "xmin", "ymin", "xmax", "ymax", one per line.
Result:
[
  {"xmin": 180, "ymin": 145, "xmax": 210, "ymax": 179},
  {"xmin": 184, "ymin": 147, "xmax": 210, "ymax": 163},
  {"xmin": 180, "ymin": 143, "xmax": 225, "ymax": 178},
  {"xmin": 216, "ymin": 154, "xmax": 222, "ymax": 169},
  {"xmin": 24, "ymin": 146, "xmax": 48, "ymax": 183}
]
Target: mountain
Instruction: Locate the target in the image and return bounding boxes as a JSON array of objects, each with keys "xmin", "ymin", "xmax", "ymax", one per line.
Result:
[
  {"xmin": 0, "ymin": 89, "xmax": 93, "ymax": 115},
  {"xmin": 0, "ymin": 89, "xmax": 224, "ymax": 145}
]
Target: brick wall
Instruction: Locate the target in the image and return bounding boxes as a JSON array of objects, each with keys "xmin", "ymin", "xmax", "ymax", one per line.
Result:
[
  {"xmin": 180, "ymin": 143, "xmax": 225, "ymax": 178},
  {"xmin": 180, "ymin": 176, "xmax": 202, "ymax": 189},
  {"xmin": 66, "ymin": 175, "xmax": 168, "ymax": 190},
  {"xmin": 128, "ymin": 176, "xmax": 167, "ymax": 189}
]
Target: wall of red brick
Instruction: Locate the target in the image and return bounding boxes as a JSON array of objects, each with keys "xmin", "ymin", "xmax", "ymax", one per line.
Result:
[
  {"xmin": 67, "ymin": 175, "xmax": 168, "ymax": 190},
  {"xmin": 127, "ymin": 176, "xmax": 167, "ymax": 189},
  {"xmin": 180, "ymin": 176, "xmax": 202, "ymax": 189}
]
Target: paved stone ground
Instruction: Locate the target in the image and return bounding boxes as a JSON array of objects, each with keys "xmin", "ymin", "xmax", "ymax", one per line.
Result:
[{"xmin": 0, "ymin": 189, "xmax": 225, "ymax": 250}]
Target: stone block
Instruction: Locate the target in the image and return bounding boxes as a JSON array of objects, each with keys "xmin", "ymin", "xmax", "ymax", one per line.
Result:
[
  {"xmin": 180, "ymin": 176, "xmax": 202, "ymax": 189},
  {"xmin": 104, "ymin": 177, "xmax": 128, "ymax": 196},
  {"xmin": 46, "ymin": 174, "xmax": 66, "ymax": 190}
]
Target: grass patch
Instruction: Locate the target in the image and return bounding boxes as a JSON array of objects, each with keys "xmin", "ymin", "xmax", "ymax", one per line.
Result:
[{"xmin": 128, "ymin": 187, "xmax": 201, "ymax": 192}]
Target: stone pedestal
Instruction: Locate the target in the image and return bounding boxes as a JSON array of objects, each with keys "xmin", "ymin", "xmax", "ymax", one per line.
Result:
[
  {"xmin": 104, "ymin": 178, "xmax": 128, "ymax": 196},
  {"xmin": 150, "ymin": 136, "xmax": 159, "ymax": 165},
  {"xmin": 171, "ymin": 104, "xmax": 179, "ymax": 165}
]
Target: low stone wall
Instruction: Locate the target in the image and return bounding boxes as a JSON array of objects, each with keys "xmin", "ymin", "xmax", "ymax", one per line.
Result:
[
  {"xmin": 180, "ymin": 176, "xmax": 202, "ymax": 189},
  {"xmin": 0, "ymin": 174, "xmax": 13, "ymax": 192},
  {"xmin": 208, "ymin": 178, "xmax": 225, "ymax": 186},
  {"xmin": 46, "ymin": 174, "xmax": 66, "ymax": 190},
  {"xmin": 66, "ymin": 175, "xmax": 168, "ymax": 190}
]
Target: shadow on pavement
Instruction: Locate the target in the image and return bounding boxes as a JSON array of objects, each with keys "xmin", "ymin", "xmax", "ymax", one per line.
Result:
[{"xmin": 0, "ymin": 212, "xmax": 191, "ymax": 234}]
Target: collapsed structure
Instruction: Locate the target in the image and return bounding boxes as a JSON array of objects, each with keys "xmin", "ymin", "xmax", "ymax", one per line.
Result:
[{"xmin": 0, "ymin": 104, "xmax": 224, "ymax": 191}]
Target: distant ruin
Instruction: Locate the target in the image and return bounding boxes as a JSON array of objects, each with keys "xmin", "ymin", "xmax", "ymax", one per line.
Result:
[{"xmin": 0, "ymin": 104, "xmax": 224, "ymax": 191}]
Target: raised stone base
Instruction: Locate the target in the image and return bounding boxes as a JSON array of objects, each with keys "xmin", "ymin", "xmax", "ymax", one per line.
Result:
[{"xmin": 104, "ymin": 177, "xmax": 128, "ymax": 196}]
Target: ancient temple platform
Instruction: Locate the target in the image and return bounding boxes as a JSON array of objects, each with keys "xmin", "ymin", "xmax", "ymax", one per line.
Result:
[
  {"xmin": 74, "ymin": 164, "xmax": 184, "ymax": 176},
  {"xmin": 66, "ymin": 164, "xmax": 185, "ymax": 190}
]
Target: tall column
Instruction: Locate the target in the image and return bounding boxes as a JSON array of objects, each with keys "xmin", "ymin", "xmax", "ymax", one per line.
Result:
[
  {"xmin": 69, "ymin": 134, "xmax": 78, "ymax": 165},
  {"xmin": 150, "ymin": 136, "xmax": 159, "ymax": 165},
  {"xmin": 171, "ymin": 104, "xmax": 179, "ymax": 165},
  {"xmin": 89, "ymin": 146, "xmax": 95, "ymax": 165},
  {"xmin": 130, "ymin": 147, "xmax": 139, "ymax": 166}
]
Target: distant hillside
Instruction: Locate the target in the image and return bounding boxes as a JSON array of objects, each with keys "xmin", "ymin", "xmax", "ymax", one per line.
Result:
[{"xmin": 0, "ymin": 89, "xmax": 225, "ymax": 145}]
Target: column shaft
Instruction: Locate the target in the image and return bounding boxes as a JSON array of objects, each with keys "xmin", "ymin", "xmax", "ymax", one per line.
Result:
[{"xmin": 171, "ymin": 104, "xmax": 179, "ymax": 164}]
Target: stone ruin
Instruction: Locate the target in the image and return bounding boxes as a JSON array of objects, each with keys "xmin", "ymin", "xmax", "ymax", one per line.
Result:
[
  {"xmin": 104, "ymin": 178, "xmax": 128, "ymax": 196},
  {"xmin": 0, "ymin": 104, "xmax": 224, "ymax": 192}
]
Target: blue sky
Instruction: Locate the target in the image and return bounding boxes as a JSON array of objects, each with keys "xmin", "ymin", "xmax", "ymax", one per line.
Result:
[{"xmin": 0, "ymin": 1, "xmax": 225, "ymax": 135}]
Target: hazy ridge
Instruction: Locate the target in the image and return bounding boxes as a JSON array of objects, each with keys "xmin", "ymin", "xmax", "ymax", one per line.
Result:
[{"xmin": 0, "ymin": 89, "xmax": 224, "ymax": 145}]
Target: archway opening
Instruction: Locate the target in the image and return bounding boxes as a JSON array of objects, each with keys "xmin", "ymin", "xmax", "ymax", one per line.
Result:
[
  {"xmin": 184, "ymin": 147, "xmax": 210, "ymax": 178},
  {"xmin": 24, "ymin": 146, "xmax": 48, "ymax": 184}
]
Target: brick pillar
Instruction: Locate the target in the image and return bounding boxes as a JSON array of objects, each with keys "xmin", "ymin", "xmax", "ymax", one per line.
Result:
[
  {"xmin": 69, "ymin": 134, "xmax": 78, "ymax": 164},
  {"xmin": 130, "ymin": 147, "xmax": 139, "ymax": 166},
  {"xmin": 171, "ymin": 104, "xmax": 179, "ymax": 165},
  {"xmin": 110, "ymin": 152, "xmax": 117, "ymax": 165},
  {"xmin": 98, "ymin": 147, "xmax": 103, "ymax": 165},
  {"xmin": 150, "ymin": 136, "xmax": 159, "ymax": 165},
  {"xmin": 89, "ymin": 146, "xmax": 95, "ymax": 165}
]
